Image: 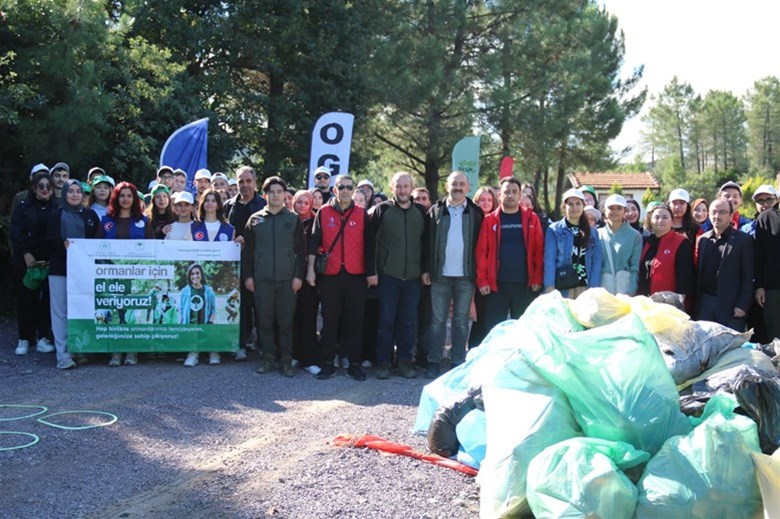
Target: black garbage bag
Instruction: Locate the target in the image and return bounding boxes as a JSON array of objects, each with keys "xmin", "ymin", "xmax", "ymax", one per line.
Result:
[
  {"xmin": 427, "ymin": 385, "xmax": 483, "ymax": 457},
  {"xmin": 730, "ymin": 366, "xmax": 780, "ymax": 454}
]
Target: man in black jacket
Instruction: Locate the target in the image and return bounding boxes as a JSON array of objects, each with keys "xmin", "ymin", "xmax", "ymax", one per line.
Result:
[{"xmin": 755, "ymin": 199, "xmax": 780, "ymax": 340}]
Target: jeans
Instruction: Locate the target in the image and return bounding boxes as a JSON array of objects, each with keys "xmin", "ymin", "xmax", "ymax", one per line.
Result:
[
  {"xmin": 376, "ymin": 275, "xmax": 421, "ymax": 364},
  {"xmin": 428, "ymin": 277, "xmax": 474, "ymax": 365}
]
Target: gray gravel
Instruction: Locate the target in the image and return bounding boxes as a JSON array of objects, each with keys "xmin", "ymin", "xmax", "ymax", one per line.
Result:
[{"xmin": 0, "ymin": 320, "xmax": 478, "ymax": 518}]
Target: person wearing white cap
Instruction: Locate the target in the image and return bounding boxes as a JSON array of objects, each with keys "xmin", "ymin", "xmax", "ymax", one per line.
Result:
[
  {"xmin": 227, "ymin": 178, "xmax": 239, "ymax": 199},
  {"xmin": 357, "ymin": 178, "xmax": 375, "ymax": 206},
  {"xmin": 667, "ymin": 188, "xmax": 700, "ymax": 244},
  {"xmin": 543, "ymin": 188, "xmax": 602, "ymax": 299},
  {"xmin": 164, "ymin": 191, "xmax": 195, "ymax": 241},
  {"xmin": 312, "ymin": 165, "xmax": 333, "ymax": 204},
  {"xmin": 597, "ymin": 194, "xmax": 642, "ymax": 295},
  {"xmin": 211, "ymin": 172, "xmax": 229, "ymax": 191},
  {"xmin": 194, "ymin": 168, "xmax": 212, "ymax": 199},
  {"xmin": 740, "ymin": 185, "xmax": 778, "ymax": 237}
]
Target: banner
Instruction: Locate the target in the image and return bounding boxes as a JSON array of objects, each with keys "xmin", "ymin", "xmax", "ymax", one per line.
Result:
[
  {"xmin": 452, "ymin": 135, "xmax": 481, "ymax": 197},
  {"xmin": 499, "ymin": 156, "xmax": 515, "ymax": 179},
  {"xmin": 160, "ymin": 117, "xmax": 209, "ymax": 192},
  {"xmin": 67, "ymin": 239, "xmax": 240, "ymax": 353},
  {"xmin": 308, "ymin": 112, "xmax": 354, "ymax": 188}
]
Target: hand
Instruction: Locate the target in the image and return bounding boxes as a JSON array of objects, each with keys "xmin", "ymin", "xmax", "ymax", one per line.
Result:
[
  {"xmin": 234, "ymin": 235, "xmax": 245, "ymax": 245},
  {"xmin": 23, "ymin": 253, "xmax": 36, "ymax": 268},
  {"xmin": 291, "ymin": 278, "xmax": 302, "ymax": 293},
  {"xmin": 479, "ymin": 286, "xmax": 490, "ymax": 296},
  {"xmin": 755, "ymin": 288, "xmax": 766, "ymax": 307},
  {"xmin": 306, "ymin": 269, "xmax": 317, "ymax": 287},
  {"xmin": 367, "ymin": 275, "xmax": 378, "ymax": 287},
  {"xmin": 244, "ymin": 278, "xmax": 255, "ymax": 293},
  {"xmin": 545, "ymin": 286, "xmax": 555, "ymax": 294},
  {"xmin": 421, "ymin": 273, "xmax": 431, "ymax": 285},
  {"xmin": 162, "ymin": 224, "xmax": 173, "ymax": 236},
  {"xmin": 63, "ymin": 240, "xmax": 70, "ymax": 250},
  {"xmin": 733, "ymin": 307, "xmax": 746, "ymax": 318},
  {"xmin": 531, "ymin": 284, "xmax": 541, "ymax": 292}
]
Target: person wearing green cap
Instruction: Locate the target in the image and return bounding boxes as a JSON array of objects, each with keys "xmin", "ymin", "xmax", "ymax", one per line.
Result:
[
  {"xmin": 88, "ymin": 175, "xmax": 115, "ymax": 220},
  {"xmin": 581, "ymin": 185, "xmax": 598, "ymax": 208}
]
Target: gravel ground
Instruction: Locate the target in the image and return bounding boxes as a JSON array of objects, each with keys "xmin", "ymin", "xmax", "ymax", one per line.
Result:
[{"xmin": 0, "ymin": 319, "xmax": 478, "ymax": 518}]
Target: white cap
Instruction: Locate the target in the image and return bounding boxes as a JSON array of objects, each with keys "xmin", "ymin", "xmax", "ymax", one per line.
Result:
[
  {"xmin": 227, "ymin": 178, "xmax": 237, "ymax": 186},
  {"xmin": 752, "ymin": 184, "xmax": 778, "ymax": 201},
  {"xmin": 172, "ymin": 191, "xmax": 194, "ymax": 205},
  {"xmin": 562, "ymin": 188, "xmax": 585, "ymax": 202},
  {"xmin": 30, "ymin": 163, "xmax": 49, "ymax": 177},
  {"xmin": 357, "ymin": 179, "xmax": 374, "ymax": 189},
  {"xmin": 668, "ymin": 188, "xmax": 690, "ymax": 203},
  {"xmin": 147, "ymin": 179, "xmax": 158, "ymax": 191},
  {"xmin": 314, "ymin": 166, "xmax": 332, "ymax": 176},
  {"xmin": 194, "ymin": 168, "xmax": 212, "ymax": 181},
  {"xmin": 604, "ymin": 194, "xmax": 627, "ymax": 208},
  {"xmin": 583, "ymin": 206, "xmax": 601, "ymax": 223},
  {"xmin": 211, "ymin": 172, "xmax": 228, "ymax": 182}
]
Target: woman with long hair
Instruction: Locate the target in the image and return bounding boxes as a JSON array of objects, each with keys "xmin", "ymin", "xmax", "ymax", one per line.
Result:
[
  {"xmin": 521, "ymin": 183, "xmax": 551, "ymax": 234},
  {"xmin": 638, "ymin": 205, "xmax": 694, "ymax": 304},
  {"xmin": 310, "ymin": 188, "xmax": 324, "ymax": 212},
  {"xmin": 544, "ymin": 188, "xmax": 603, "ymax": 299},
  {"xmin": 47, "ymin": 179, "xmax": 100, "ymax": 368},
  {"xmin": 10, "ymin": 171, "xmax": 56, "ymax": 357},
  {"xmin": 179, "ymin": 263, "xmax": 217, "ymax": 367},
  {"xmin": 467, "ymin": 186, "xmax": 499, "ymax": 350},
  {"xmin": 96, "ymin": 181, "xmax": 153, "ymax": 366},
  {"xmin": 292, "ymin": 190, "xmax": 321, "ymax": 374},
  {"xmin": 144, "ymin": 184, "xmax": 174, "ymax": 239},
  {"xmin": 667, "ymin": 189, "xmax": 700, "ymax": 245}
]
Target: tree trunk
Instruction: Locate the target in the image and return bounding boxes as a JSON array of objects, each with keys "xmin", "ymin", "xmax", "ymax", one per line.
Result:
[{"xmin": 264, "ymin": 69, "xmax": 285, "ymax": 179}]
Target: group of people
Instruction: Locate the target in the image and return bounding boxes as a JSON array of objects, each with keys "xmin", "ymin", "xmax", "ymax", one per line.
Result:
[{"xmin": 9, "ymin": 160, "xmax": 780, "ymax": 382}]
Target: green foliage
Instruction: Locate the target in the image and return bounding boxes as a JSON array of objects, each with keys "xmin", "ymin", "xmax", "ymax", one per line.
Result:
[
  {"xmin": 609, "ymin": 183, "xmax": 623, "ymax": 195},
  {"xmin": 641, "ymin": 187, "xmax": 656, "ymax": 208}
]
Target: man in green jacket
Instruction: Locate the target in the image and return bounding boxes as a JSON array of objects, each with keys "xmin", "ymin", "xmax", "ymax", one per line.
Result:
[{"xmin": 242, "ymin": 176, "xmax": 305, "ymax": 377}]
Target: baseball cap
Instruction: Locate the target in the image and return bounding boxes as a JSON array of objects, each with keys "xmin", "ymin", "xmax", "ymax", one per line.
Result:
[
  {"xmin": 668, "ymin": 188, "xmax": 690, "ymax": 203},
  {"xmin": 314, "ymin": 166, "xmax": 332, "ymax": 177},
  {"xmin": 583, "ymin": 206, "xmax": 602, "ymax": 223},
  {"xmin": 194, "ymin": 169, "xmax": 212, "ymax": 181},
  {"xmin": 157, "ymin": 166, "xmax": 174, "ymax": 177},
  {"xmin": 30, "ymin": 163, "xmax": 49, "ymax": 177},
  {"xmin": 172, "ymin": 191, "xmax": 194, "ymax": 205},
  {"xmin": 604, "ymin": 194, "xmax": 627, "ymax": 208},
  {"xmin": 91, "ymin": 175, "xmax": 116, "ymax": 188},
  {"xmin": 719, "ymin": 181, "xmax": 742, "ymax": 194},
  {"xmin": 562, "ymin": 188, "xmax": 585, "ymax": 202},
  {"xmin": 752, "ymin": 184, "xmax": 778, "ymax": 201},
  {"xmin": 357, "ymin": 179, "xmax": 374, "ymax": 189}
]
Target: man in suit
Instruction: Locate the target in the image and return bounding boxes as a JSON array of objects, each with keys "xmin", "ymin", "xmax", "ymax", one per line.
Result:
[{"xmin": 695, "ymin": 199, "xmax": 754, "ymax": 331}]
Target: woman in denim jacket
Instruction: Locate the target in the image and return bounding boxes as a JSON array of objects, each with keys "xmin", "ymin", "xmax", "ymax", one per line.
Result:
[{"xmin": 544, "ymin": 188, "xmax": 603, "ymax": 299}]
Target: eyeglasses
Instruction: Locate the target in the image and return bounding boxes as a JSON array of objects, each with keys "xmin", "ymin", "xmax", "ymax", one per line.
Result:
[
  {"xmin": 36, "ymin": 183, "xmax": 51, "ymax": 190},
  {"xmin": 337, "ymin": 185, "xmax": 354, "ymax": 191},
  {"xmin": 755, "ymin": 197, "xmax": 776, "ymax": 205},
  {"xmin": 315, "ymin": 174, "xmax": 330, "ymax": 180}
]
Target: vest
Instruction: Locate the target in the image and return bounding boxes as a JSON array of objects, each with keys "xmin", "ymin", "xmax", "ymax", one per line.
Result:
[
  {"xmin": 643, "ymin": 231, "xmax": 686, "ymax": 294},
  {"xmin": 191, "ymin": 221, "xmax": 234, "ymax": 242},
  {"xmin": 101, "ymin": 215, "xmax": 149, "ymax": 239},
  {"xmin": 319, "ymin": 204, "xmax": 366, "ymax": 275}
]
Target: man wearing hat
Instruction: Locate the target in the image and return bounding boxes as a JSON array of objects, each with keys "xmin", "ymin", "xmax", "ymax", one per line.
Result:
[
  {"xmin": 156, "ymin": 166, "xmax": 175, "ymax": 190},
  {"xmin": 755, "ymin": 184, "xmax": 780, "ymax": 341},
  {"xmin": 211, "ymin": 172, "xmax": 229, "ymax": 192},
  {"xmin": 741, "ymin": 185, "xmax": 778, "ymax": 237},
  {"xmin": 715, "ymin": 181, "xmax": 752, "ymax": 231},
  {"xmin": 171, "ymin": 169, "xmax": 188, "ymax": 193},
  {"xmin": 50, "ymin": 162, "xmax": 70, "ymax": 207},
  {"xmin": 598, "ymin": 194, "xmax": 642, "ymax": 295},
  {"xmin": 313, "ymin": 166, "xmax": 333, "ymax": 205},
  {"xmin": 194, "ymin": 168, "xmax": 212, "ymax": 200}
]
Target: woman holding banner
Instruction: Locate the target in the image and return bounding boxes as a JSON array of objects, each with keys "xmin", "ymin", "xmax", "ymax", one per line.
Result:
[
  {"xmin": 96, "ymin": 181, "xmax": 154, "ymax": 367},
  {"xmin": 180, "ymin": 263, "xmax": 217, "ymax": 367},
  {"xmin": 47, "ymin": 179, "xmax": 100, "ymax": 369}
]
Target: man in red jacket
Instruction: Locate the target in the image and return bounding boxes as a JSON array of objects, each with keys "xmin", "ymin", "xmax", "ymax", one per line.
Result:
[{"xmin": 475, "ymin": 177, "xmax": 544, "ymax": 334}]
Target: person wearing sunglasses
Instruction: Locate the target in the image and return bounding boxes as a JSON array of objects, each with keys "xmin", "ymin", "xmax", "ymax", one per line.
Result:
[
  {"xmin": 741, "ymin": 185, "xmax": 778, "ymax": 237},
  {"xmin": 312, "ymin": 165, "xmax": 333, "ymax": 205},
  {"xmin": 10, "ymin": 170, "xmax": 57, "ymax": 356}
]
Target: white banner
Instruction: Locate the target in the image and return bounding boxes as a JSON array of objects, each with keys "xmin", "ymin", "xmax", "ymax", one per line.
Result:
[{"xmin": 308, "ymin": 112, "xmax": 354, "ymax": 188}]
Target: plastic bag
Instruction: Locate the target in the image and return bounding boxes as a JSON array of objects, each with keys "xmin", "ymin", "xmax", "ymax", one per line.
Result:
[
  {"xmin": 426, "ymin": 386, "xmax": 483, "ymax": 457},
  {"xmin": 654, "ymin": 320, "xmax": 752, "ymax": 385},
  {"xmin": 456, "ymin": 409, "xmax": 486, "ymax": 469},
  {"xmin": 731, "ymin": 366, "xmax": 780, "ymax": 454},
  {"xmin": 677, "ymin": 346, "xmax": 776, "ymax": 391},
  {"xmin": 635, "ymin": 394, "xmax": 763, "ymax": 518},
  {"xmin": 478, "ymin": 350, "xmax": 582, "ymax": 518},
  {"xmin": 565, "ymin": 287, "xmax": 631, "ymax": 328},
  {"xmin": 752, "ymin": 448, "xmax": 780, "ymax": 519},
  {"xmin": 526, "ymin": 438, "xmax": 650, "ymax": 519},
  {"xmin": 517, "ymin": 300, "xmax": 690, "ymax": 455}
]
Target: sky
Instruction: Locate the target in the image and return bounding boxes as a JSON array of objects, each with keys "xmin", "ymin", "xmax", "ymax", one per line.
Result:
[{"xmin": 601, "ymin": 0, "xmax": 780, "ymax": 160}]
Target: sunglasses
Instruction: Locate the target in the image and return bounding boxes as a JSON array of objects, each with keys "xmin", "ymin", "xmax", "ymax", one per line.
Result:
[
  {"xmin": 755, "ymin": 198, "xmax": 775, "ymax": 205},
  {"xmin": 337, "ymin": 185, "xmax": 354, "ymax": 191},
  {"xmin": 37, "ymin": 183, "xmax": 51, "ymax": 190},
  {"xmin": 315, "ymin": 174, "xmax": 330, "ymax": 180}
]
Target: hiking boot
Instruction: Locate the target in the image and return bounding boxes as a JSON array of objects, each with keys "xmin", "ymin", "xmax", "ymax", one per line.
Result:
[
  {"xmin": 108, "ymin": 353, "xmax": 122, "ymax": 367},
  {"xmin": 375, "ymin": 362, "xmax": 391, "ymax": 380},
  {"xmin": 124, "ymin": 352, "xmax": 138, "ymax": 365},
  {"xmin": 15, "ymin": 339, "xmax": 29, "ymax": 355},
  {"xmin": 234, "ymin": 348, "xmax": 247, "ymax": 361},
  {"xmin": 317, "ymin": 364, "xmax": 336, "ymax": 380},
  {"xmin": 184, "ymin": 352, "xmax": 199, "ymax": 367},
  {"xmin": 399, "ymin": 359, "xmax": 418, "ymax": 379},
  {"xmin": 256, "ymin": 358, "xmax": 273, "ymax": 374},
  {"xmin": 208, "ymin": 352, "xmax": 221, "ymax": 365},
  {"xmin": 36, "ymin": 337, "xmax": 55, "ymax": 353},
  {"xmin": 347, "ymin": 364, "xmax": 367, "ymax": 381},
  {"xmin": 281, "ymin": 362, "xmax": 295, "ymax": 378},
  {"xmin": 425, "ymin": 362, "xmax": 441, "ymax": 380}
]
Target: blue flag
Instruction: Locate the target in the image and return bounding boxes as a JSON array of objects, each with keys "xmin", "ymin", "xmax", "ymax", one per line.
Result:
[{"xmin": 160, "ymin": 118, "xmax": 209, "ymax": 190}]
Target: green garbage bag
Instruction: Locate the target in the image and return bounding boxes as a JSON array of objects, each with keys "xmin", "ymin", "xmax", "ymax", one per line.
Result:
[
  {"xmin": 635, "ymin": 394, "xmax": 763, "ymax": 518},
  {"xmin": 526, "ymin": 438, "xmax": 650, "ymax": 519},
  {"xmin": 478, "ymin": 350, "xmax": 582, "ymax": 518},
  {"xmin": 518, "ymin": 294, "xmax": 690, "ymax": 454}
]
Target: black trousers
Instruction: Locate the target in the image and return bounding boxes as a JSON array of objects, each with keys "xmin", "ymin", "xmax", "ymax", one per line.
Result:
[
  {"xmin": 15, "ymin": 263, "xmax": 51, "ymax": 342},
  {"xmin": 318, "ymin": 272, "xmax": 368, "ymax": 365},
  {"xmin": 293, "ymin": 282, "xmax": 320, "ymax": 367},
  {"xmin": 239, "ymin": 284, "xmax": 256, "ymax": 347}
]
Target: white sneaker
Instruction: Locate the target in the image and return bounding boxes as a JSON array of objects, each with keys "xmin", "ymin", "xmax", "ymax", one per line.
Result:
[
  {"xmin": 15, "ymin": 339, "xmax": 29, "ymax": 355},
  {"xmin": 361, "ymin": 360, "xmax": 373, "ymax": 369},
  {"xmin": 184, "ymin": 352, "xmax": 199, "ymax": 367},
  {"xmin": 124, "ymin": 352, "xmax": 138, "ymax": 365},
  {"xmin": 235, "ymin": 348, "xmax": 247, "ymax": 361},
  {"xmin": 57, "ymin": 356, "xmax": 76, "ymax": 370},
  {"xmin": 208, "ymin": 352, "xmax": 221, "ymax": 365},
  {"xmin": 36, "ymin": 337, "xmax": 55, "ymax": 353},
  {"xmin": 108, "ymin": 353, "xmax": 122, "ymax": 367},
  {"xmin": 304, "ymin": 365, "xmax": 322, "ymax": 375},
  {"xmin": 340, "ymin": 357, "xmax": 350, "ymax": 369}
]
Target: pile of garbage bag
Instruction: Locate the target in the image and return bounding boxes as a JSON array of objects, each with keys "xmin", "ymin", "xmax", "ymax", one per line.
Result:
[{"xmin": 415, "ymin": 289, "xmax": 780, "ymax": 518}]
